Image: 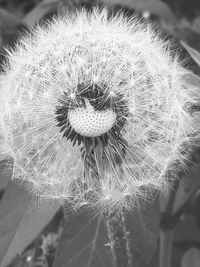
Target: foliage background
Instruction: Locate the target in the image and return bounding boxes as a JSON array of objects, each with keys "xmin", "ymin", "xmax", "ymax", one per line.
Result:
[{"xmin": 1, "ymin": 1, "xmax": 200, "ymax": 267}]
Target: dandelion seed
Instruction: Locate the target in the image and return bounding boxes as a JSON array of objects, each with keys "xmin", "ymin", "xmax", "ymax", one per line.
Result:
[{"xmin": 0, "ymin": 9, "xmax": 200, "ymax": 211}]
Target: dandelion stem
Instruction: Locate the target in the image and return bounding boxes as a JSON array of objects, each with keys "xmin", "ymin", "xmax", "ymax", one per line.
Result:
[
  {"xmin": 160, "ymin": 179, "xmax": 180, "ymax": 231},
  {"xmin": 161, "ymin": 178, "xmax": 200, "ymax": 231},
  {"xmin": 159, "ymin": 230, "xmax": 174, "ymax": 267},
  {"xmin": 105, "ymin": 210, "xmax": 134, "ymax": 267}
]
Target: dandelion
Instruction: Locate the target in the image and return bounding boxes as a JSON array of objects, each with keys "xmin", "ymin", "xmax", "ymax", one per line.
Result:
[{"xmin": 0, "ymin": 9, "xmax": 200, "ymax": 211}]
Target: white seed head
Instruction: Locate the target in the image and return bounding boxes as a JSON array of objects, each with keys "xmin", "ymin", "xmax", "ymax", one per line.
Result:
[
  {"xmin": 68, "ymin": 100, "xmax": 116, "ymax": 137},
  {"xmin": 0, "ymin": 9, "xmax": 200, "ymax": 211}
]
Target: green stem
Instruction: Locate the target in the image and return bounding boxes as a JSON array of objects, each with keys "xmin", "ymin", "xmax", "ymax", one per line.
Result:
[
  {"xmin": 169, "ymin": 180, "xmax": 200, "ymax": 226},
  {"xmin": 164, "ymin": 179, "xmax": 180, "ymax": 217},
  {"xmin": 159, "ymin": 180, "xmax": 179, "ymax": 267},
  {"xmin": 159, "ymin": 177, "xmax": 200, "ymax": 267},
  {"xmin": 161, "ymin": 179, "xmax": 200, "ymax": 231},
  {"xmin": 159, "ymin": 230, "xmax": 174, "ymax": 267},
  {"xmin": 105, "ymin": 210, "xmax": 134, "ymax": 267}
]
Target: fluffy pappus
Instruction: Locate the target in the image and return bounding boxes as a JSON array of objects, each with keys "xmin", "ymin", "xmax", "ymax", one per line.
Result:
[{"xmin": 0, "ymin": 9, "xmax": 200, "ymax": 212}]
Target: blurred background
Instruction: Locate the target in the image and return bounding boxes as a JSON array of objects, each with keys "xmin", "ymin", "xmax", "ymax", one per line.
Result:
[
  {"xmin": 1, "ymin": 0, "xmax": 200, "ymax": 51},
  {"xmin": 1, "ymin": 1, "xmax": 200, "ymax": 267}
]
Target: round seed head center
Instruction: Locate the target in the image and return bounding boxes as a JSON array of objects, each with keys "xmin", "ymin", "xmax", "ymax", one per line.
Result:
[{"xmin": 68, "ymin": 99, "xmax": 116, "ymax": 137}]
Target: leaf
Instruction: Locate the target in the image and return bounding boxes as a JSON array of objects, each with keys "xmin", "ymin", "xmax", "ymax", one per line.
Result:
[
  {"xmin": 54, "ymin": 200, "xmax": 159, "ymax": 267},
  {"xmin": 181, "ymin": 247, "xmax": 200, "ymax": 267},
  {"xmin": 9, "ymin": 248, "xmax": 36, "ymax": 267},
  {"xmin": 22, "ymin": 0, "xmax": 58, "ymax": 27},
  {"xmin": 0, "ymin": 8, "xmax": 22, "ymax": 30},
  {"xmin": 0, "ymin": 160, "xmax": 12, "ymax": 191},
  {"xmin": 126, "ymin": 200, "xmax": 159, "ymax": 265},
  {"xmin": 181, "ymin": 41, "xmax": 200, "ymax": 67},
  {"xmin": 0, "ymin": 181, "xmax": 60, "ymax": 267},
  {"xmin": 53, "ymin": 211, "xmax": 113, "ymax": 267},
  {"xmin": 102, "ymin": 0, "xmax": 174, "ymax": 19},
  {"xmin": 172, "ymin": 166, "xmax": 200, "ymax": 214},
  {"xmin": 174, "ymin": 219, "xmax": 200, "ymax": 242}
]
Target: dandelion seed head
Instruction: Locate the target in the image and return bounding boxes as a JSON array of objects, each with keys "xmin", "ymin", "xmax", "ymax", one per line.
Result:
[
  {"xmin": 68, "ymin": 99, "xmax": 116, "ymax": 137},
  {"xmin": 0, "ymin": 9, "xmax": 200, "ymax": 211}
]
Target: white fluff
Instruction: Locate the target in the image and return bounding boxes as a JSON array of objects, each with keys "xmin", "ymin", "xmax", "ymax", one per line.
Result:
[{"xmin": 0, "ymin": 9, "xmax": 200, "ymax": 211}]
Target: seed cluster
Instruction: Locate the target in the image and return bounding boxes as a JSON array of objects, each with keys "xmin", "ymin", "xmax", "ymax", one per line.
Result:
[
  {"xmin": 0, "ymin": 9, "xmax": 200, "ymax": 211},
  {"xmin": 55, "ymin": 83, "xmax": 128, "ymax": 146}
]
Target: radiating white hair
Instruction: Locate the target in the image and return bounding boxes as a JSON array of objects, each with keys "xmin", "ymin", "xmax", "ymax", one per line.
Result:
[{"xmin": 0, "ymin": 9, "xmax": 200, "ymax": 211}]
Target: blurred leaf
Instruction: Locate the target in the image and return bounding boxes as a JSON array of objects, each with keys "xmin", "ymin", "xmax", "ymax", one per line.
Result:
[
  {"xmin": 0, "ymin": 181, "xmax": 60, "ymax": 267},
  {"xmin": 181, "ymin": 247, "xmax": 200, "ymax": 267},
  {"xmin": 172, "ymin": 166, "xmax": 200, "ymax": 217},
  {"xmin": 193, "ymin": 192, "xmax": 200, "ymax": 231},
  {"xmin": 0, "ymin": 8, "xmax": 22, "ymax": 30},
  {"xmin": 9, "ymin": 248, "xmax": 36, "ymax": 267},
  {"xmin": 53, "ymin": 200, "xmax": 159, "ymax": 267},
  {"xmin": 53, "ymin": 211, "xmax": 113, "ymax": 267},
  {"xmin": 174, "ymin": 219, "xmax": 200, "ymax": 242},
  {"xmin": 22, "ymin": 0, "xmax": 58, "ymax": 27},
  {"xmin": 0, "ymin": 160, "xmax": 12, "ymax": 191},
  {"xmin": 0, "ymin": 28, "xmax": 2, "ymax": 47},
  {"xmin": 126, "ymin": 201, "xmax": 159, "ymax": 265},
  {"xmin": 181, "ymin": 41, "xmax": 200, "ymax": 67},
  {"xmin": 102, "ymin": 0, "xmax": 174, "ymax": 19},
  {"xmin": 173, "ymin": 167, "xmax": 200, "ymax": 212}
]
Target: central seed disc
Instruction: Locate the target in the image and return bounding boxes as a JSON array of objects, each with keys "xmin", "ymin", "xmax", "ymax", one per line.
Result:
[{"xmin": 68, "ymin": 100, "xmax": 116, "ymax": 137}]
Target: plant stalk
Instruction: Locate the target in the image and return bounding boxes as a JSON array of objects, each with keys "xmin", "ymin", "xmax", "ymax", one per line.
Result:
[
  {"xmin": 159, "ymin": 230, "xmax": 174, "ymax": 267},
  {"xmin": 105, "ymin": 210, "xmax": 134, "ymax": 267}
]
